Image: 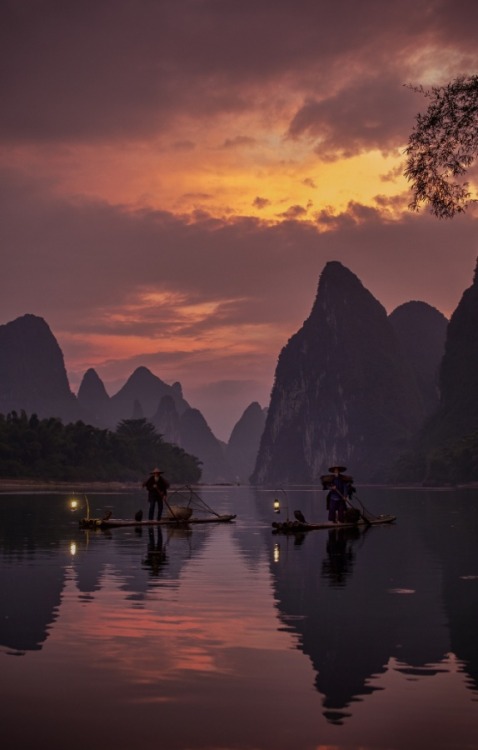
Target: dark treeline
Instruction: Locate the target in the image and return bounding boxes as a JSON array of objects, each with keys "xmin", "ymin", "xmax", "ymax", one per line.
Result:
[
  {"xmin": 0, "ymin": 412, "xmax": 202, "ymax": 483},
  {"xmin": 391, "ymin": 430, "xmax": 478, "ymax": 485}
]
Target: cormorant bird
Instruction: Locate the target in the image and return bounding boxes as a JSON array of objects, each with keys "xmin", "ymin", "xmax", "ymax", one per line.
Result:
[
  {"xmin": 135, "ymin": 509, "xmax": 143, "ymax": 522},
  {"xmin": 294, "ymin": 509, "xmax": 307, "ymax": 523}
]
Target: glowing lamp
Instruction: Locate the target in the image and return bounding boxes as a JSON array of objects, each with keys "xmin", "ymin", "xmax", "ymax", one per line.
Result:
[
  {"xmin": 273, "ymin": 498, "xmax": 280, "ymax": 514},
  {"xmin": 69, "ymin": 494, "xmax": 90, "ymax": 521}
]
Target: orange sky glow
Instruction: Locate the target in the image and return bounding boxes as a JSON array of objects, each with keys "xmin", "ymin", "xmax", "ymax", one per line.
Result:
[{"xmin": 2, "ymin": 1, "xmax": 478, "ymax": 438}]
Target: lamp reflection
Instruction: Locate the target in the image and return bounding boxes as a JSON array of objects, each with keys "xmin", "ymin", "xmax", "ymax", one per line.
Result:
[{"xmin": 273, "ymin": 543, "xmax": 280, "ymax": 563}]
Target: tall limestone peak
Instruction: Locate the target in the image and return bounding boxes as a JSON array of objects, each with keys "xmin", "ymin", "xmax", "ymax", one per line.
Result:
[
  {"xmin": 77, "ymin": 368, "xmax": 110, "ymax": 404},
  {"xmin": 76, "ymin": 368, "xmax": 111, "ymax": 426},
  {"xmin": 389, "ymin": 301, "xmax": 447, "ymax": 417},
  {"xmin": 114, "ymin": 366, "xmax": 166, "ymax": 398},
  {"xmin": 251, "ymin": 262, "xmax": 425, "ymax": 484},
  {"xmin": 393, "ymin": 260, "xmax": 478, "ymax": 482},
  {"xmin": 0, "ymin": 314, "xmax": 80, "ymax": 421},
  {"xmin": 428, "ymin": 259, "xmax": 478, "ymax": 439}
]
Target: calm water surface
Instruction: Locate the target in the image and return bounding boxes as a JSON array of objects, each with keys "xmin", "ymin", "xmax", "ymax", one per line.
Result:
[{"xmin": 1, "ymin": 485, "xmax": 478, "ymax": 750}]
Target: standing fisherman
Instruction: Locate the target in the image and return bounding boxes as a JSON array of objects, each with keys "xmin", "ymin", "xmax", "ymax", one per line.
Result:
[
  {"xmin": 323, "ymin": 465, "xmax": 354, "ymax": 524},
  {"xmin": 143, "ymin": 468, "xmax": 170, "ymax": 521}
]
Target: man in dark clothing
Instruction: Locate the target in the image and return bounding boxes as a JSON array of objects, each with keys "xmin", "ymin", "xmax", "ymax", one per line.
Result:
[
  {"xmin": 143, "ymin": 468, "xmax": 170, "ymax": 521},
  {"xmin": 325, "ymin": 465, "xmax": 352, "ymax": 523}
]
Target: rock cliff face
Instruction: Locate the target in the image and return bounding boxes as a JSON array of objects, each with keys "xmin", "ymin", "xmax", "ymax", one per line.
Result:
[
  {"xmin": 251, "ymin": 262, "xmax": 425, "ymax": 484},
  {"xmin": 0, "ymin": 314, "xmax": 81, "ymax": 422},
  {"xmin": 226, "ymin": 402, "xmax": 266, "ymax": 483},
  {"xmin": 150, "ymin": 398, "xmax": 234, "ymax": 483},
  {"xmin": 422, "ymin": 261, "xmax": 478, "ymax": 443},
  {"xmin": 389, "ymin": 301, "xmax": 448, "ymax": 417},
  {"xmin": 151, "ymin": 395, "xmax": 182, "ymax": 446},
  {"xmin": 179, "ymin": 408, "xmax": 234, "ymax": 484}
]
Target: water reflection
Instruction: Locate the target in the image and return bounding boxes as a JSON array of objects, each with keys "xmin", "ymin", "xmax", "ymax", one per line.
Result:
[
  {"xmin": 0, "ymin": 494, "xmax": 67, "ymax": 655},
  {"xmin": 142, "ymin": 526, "xmax": 168, "ymax": 575},
  {"xmin": 266, "ymin": 487, "xmax": 478, "ymax": 731},
  {"xmin": 0, "ymin": 493, "xmax": 204, "ymax": 653},
  {"xmin": 1, "ymin": 488, "xmax": 478, "ymax": 750},
  {"xmin": 321, "ymin": 526, "xmax": 361, "ymax": 587}
]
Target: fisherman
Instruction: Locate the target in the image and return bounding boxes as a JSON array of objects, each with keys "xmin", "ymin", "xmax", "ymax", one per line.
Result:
[
  {"xmin": 142, "ymin": 467, "xmax": 170, "ymax": 521},
  {"xmin": 323, "ymin": 465, "xmax": 354, "ymax": 524}
]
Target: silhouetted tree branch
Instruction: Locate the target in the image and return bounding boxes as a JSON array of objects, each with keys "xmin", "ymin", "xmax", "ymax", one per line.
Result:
[{"xmin": 404, "ymin": 75, "xmax": 478, "ymax": 218}]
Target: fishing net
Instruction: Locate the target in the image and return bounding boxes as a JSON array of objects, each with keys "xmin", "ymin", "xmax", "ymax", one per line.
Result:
[{"xmin": 166, "ymin": 485, "xmax": 224, "ymax": 520}]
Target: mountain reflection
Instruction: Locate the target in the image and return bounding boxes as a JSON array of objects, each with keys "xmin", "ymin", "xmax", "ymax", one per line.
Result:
[
  {"xmin": 0, "ymin": 494, "xmax": 67, "ymax": 654},
  {"xmin": 269, "ymin": 514, "xmax": 452, "ymax": 724},
  {"xmin": 0, "ymin": 493, "xmax": 203, "ymax": 654},
  {"xmin": 2, "ymin": 485, "xmax": 478, "ymax": 745}
]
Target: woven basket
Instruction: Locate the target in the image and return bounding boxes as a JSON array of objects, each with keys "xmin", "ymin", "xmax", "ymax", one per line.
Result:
[{"xmin": 165, "ymin": 505, "xmax": 192, "ymax": 521}]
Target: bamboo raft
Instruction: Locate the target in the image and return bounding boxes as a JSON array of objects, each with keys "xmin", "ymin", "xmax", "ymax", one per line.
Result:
[
  {"xmin": 272, "ymin": 513, "xmax": 396, "ymax": 534},
  {"xmin": 77, "ymin": 485, "xmax": 236, "ymax": 530}
]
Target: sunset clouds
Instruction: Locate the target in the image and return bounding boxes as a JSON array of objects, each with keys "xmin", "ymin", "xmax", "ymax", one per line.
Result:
[{"xmin": 2, "ymin": 0, "xmax": 478, "ymax": 438}]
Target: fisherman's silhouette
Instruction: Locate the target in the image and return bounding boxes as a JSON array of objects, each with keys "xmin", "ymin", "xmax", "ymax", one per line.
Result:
[{"xmin": 143, "ymin": 527, "xmax": 167, "ymax": 576}]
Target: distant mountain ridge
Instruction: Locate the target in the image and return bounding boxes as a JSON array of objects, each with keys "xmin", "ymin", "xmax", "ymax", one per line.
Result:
[
  {"xmin": 1, "ymin": 254, "xmax": 462, "ymax": 485},
  {"xmin": 0, "ymin": 314, "xmax": 259, "ymax": 483},
  {"xmin": 78, "ymin": 365, "xmax": 191, "ymax": 431}
]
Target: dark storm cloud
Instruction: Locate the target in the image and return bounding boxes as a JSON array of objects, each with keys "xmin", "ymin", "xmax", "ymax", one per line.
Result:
[
  {"xmin": 1, "ymin": 0, "xmax": 471, "ymax": 155},
  {"xmin": 287, "ymin": 74, "xmax": 418, "ymax": 159}
]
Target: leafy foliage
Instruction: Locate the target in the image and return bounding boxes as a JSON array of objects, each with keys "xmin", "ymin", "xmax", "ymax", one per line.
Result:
[
  {"xmin": 0, "ymin": 412, "xmax": 201, "ymax": 483},
  {"xmin": 405, "ymin": 75, "xmax": 478, "ymax": 218}
]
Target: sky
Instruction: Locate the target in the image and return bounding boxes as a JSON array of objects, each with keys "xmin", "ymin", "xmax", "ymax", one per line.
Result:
[{"xmin": 2, "ymin": 0, "xmax": 478, "ymax": 441}]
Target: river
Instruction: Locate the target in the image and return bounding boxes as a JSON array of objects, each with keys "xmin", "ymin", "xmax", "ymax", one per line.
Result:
[{"xmin": 1, "ymin": 485, "xmax": 477, "ymax": 750}]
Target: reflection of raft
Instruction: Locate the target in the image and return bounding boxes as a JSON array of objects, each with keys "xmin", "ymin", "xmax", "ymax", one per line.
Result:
[
  {"xmin": 272, "ymin": 514, "xmax": 396, "ymax": 534},
  {"xmin": 80, "ymin": 514, "xmax": 236, "ymax": 529},
  {"xmin": 78, "ymin": 485, "xmax": 236, "ymax": 529}
]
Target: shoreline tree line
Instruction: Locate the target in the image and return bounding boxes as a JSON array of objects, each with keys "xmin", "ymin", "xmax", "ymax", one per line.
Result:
[{"xmin": 0, "ymin": 412, "xmax": 202, "ymax": 483}]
